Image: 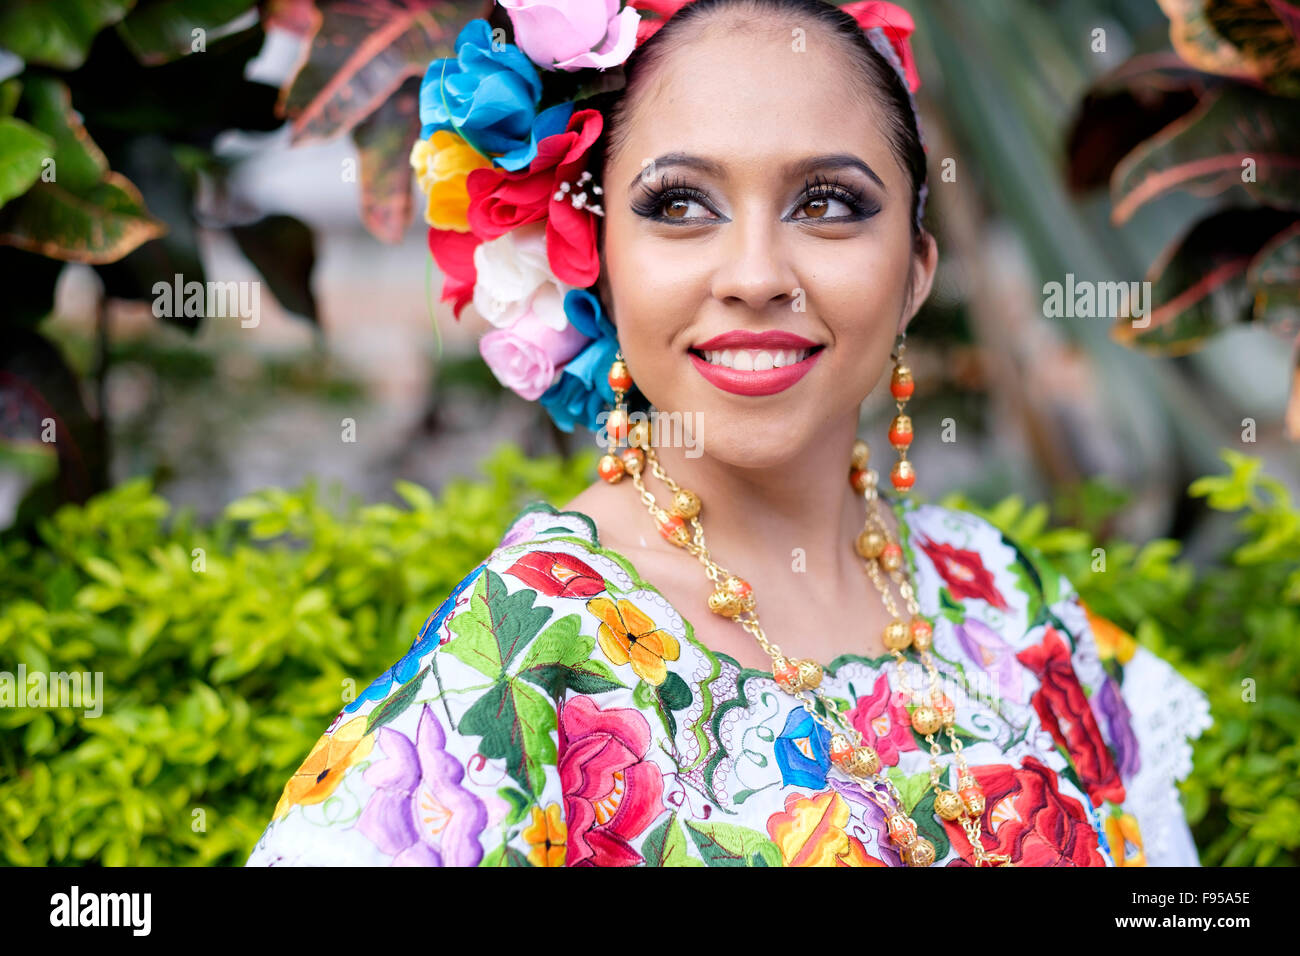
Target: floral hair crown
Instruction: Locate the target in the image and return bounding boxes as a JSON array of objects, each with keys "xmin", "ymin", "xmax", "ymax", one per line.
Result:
[{"xmin": 412, "ymin": 0, "xmax": 925, "ymax": 434}]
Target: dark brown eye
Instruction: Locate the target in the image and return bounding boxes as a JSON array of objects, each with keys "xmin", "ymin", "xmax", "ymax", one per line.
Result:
[{"xmin": 802, "ymin": 197, "xmax": 830, "ymax": 219}]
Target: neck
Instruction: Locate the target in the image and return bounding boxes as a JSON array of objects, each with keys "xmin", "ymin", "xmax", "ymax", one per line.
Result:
[{"xmin": 644, "ymin": 414, "xmax": 872, "ymax": 589}]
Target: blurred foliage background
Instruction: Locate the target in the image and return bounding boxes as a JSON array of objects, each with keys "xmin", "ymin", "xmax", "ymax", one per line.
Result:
[{"xmin": 0, "ymin": 0, "xmax": 1298, "ymax": 865}]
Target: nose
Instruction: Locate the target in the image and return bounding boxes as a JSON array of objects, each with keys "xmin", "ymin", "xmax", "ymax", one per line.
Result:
[{"xmin": 708, "ymin": 211, "xmax": 800, "ymax": 313}]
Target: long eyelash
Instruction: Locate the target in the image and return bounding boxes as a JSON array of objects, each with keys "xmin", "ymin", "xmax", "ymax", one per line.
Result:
[
  {"xmin": 630, "ymin": 175, "xmax": 714, "ymax": 221},
  {"xmin": 800, "ymin": 173, "xmax": 870, "ymax": 218}
]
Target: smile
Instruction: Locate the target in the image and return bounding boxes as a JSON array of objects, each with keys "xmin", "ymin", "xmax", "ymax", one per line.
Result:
[{"xmin": 687, "ymin": 345, "xmax": 826, "ymax": 396}]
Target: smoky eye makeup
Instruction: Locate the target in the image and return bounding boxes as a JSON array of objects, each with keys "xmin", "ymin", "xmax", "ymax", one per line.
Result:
[
  {"xmin": 628, "ymin": 172, "xmax": 881, "ymax": 224},
  {"xmin": 629, "ymin": 174, "xmax": 722, "ymax": 222}
]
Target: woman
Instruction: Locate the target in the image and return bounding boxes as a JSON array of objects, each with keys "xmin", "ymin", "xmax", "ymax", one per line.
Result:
[{"xmin": 247, "ymin": 0, "xmax": 1211, "ymax": 867}]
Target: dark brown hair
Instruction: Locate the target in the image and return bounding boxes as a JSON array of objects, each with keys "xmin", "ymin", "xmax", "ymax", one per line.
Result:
[{"xmin": 585, "ymin": 0, "xmax": 930, "ymax": 263}]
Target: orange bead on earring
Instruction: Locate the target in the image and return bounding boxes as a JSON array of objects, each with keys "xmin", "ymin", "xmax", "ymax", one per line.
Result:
[
  {"xmin": 597, "ymin": 349, "xmax": 633, "ymax": 484},
  {"xmin": 889, "ymin": 337, "xmax": 916, "ymax": 493}
]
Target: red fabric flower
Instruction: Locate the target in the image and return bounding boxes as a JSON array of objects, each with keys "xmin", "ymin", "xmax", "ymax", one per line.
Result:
[
  {"xmin": 465, "ymin": 109, "xmax": 604, "ymax": 288},
  {"xmin": 505, "ymin": 550, "xmax": 607, "ymax": 599},
  {"xmin": 426, "ymin": 227, "xmax": 479, "ymax": 320},
  {"xmin": 1016, "ymin": 625, "xmax": 1127, "ymax": 807},
  {"xmin": 558, "ymin": 696, "xmax": 665, "ymax": 866},
  {"xmin": 942, "ymin": 756, "xmax": 1107, "ymax": 867},
  {"xmin": 915, "ymin": 534, "xmax": 1010, "ymax": 610},
  {"xmin": 846, "ymin": 672, "xmax": 919, "ymax": 767},
  {"xmin": 629, "ymin": 0, "xmax": 692, "ymax": 45},
  {"xmin": 841, "ymin": 1, "xmax": 921, "ymax": 93}
]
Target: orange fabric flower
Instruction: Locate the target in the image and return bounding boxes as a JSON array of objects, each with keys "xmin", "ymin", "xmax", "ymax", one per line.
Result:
[
  {"xmin": 410, "ymin": 130, "xmax": 491, "ymax": 231},
  {"xmin": 522, "ymin": 803, "xmax": 567, "ymax": 867},
  {"xmin": 586, "ymin": 596, "xmax": 681, "ymax": 686},
  {"xmin": 1106, "ymin": 811, "xmax": 1146, "ymax": 866},
  {"xmin": 273, "ymin": 714, "xmax": 375, "ymax": 820},
  {"xmin": 1080, "ymin": 599, "xmax": 1138, "ymax": 664},
  {"xmin": 766, "ymin": 790, "xmax": 887, "ymax": 867}
]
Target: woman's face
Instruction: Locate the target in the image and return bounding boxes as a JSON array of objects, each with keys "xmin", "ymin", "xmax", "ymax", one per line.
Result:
[{"xmin": 597, "ymin": 16, "xmax": 936, "ymax": 467}]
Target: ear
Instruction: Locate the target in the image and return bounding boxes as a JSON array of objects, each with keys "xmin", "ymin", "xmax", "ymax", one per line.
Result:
[
  {"xmin": 898, "ymin": 232, "xmax": 938, "ymax": 337},
  {"xmin": 595, "ymin": 245, "xmax": 615, "ymax": 328}
]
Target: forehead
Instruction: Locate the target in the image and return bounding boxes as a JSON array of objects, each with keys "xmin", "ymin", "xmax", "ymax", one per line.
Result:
[{"xmin": 613, "ymin": 17, "xmax": 898, "ymax": 183}]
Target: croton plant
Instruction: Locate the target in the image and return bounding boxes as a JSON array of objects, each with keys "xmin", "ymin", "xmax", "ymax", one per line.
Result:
[{"xmin": 1067, "ymin": 0, "xmax": 1300, "ymax": 439}]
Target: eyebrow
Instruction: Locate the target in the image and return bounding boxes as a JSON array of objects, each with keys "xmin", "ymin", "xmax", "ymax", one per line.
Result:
[{"xmin": 627, "ymin": 152, "xmax": 887, "ymax": 192}]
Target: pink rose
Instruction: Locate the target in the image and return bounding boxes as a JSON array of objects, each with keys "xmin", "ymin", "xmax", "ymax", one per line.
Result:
[
  {"xmin": 479, "ymin": 309, "xmax": 589, "ymax": 400},
  {"xmin": 500, "ymin": 0, "xmax": 641, "ymax": 72}
]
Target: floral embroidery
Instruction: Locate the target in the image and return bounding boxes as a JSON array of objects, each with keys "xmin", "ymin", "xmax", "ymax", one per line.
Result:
[
  {"xmin": 585, "ymin": 595, "xmax": 681, "ymax": 686},
  {"xmin": 507, "ymin": 550, "xmax": 607, "ymax": 599},
  {"xmin": 846, "ymin": 672, "xmax": 920, "ymax": 768},
  {"xmin": 272, "ymin": 714, "xmax": 375, "ymax": 821},
  {"xmin": 773, "ymin": 707, "xmax": 832, "ymax": 788},
  {"xmin": 1105, "ymin": 811, "xmax": 1146, "ymax": 866},
  {"xmin": 522, "ymin": 803, "xmax": 567, "ymax": 867},
  {"xmin": 249, "ymin": 499, "xmax": 1209, "ymax": 868},
  {"xmin": 357, "ymin": 704, "xmax": 489, "ymax": 866},
  {"xmin": 766, "ymin": 790, "xmax": 886, "ymax": 867},
  {"xmin": 954, "ymin": 616, "xmax": 1025, "ymax": 705},
  {"xmin": 915, "ymin": 534, "xmax": 1010, "ymax": 610},
  {"xmin": 558, "ymin": 696, "xmax": 664, "ymax": 866},
  {"xmin": 1017, "ymin": 626, "xmax": 1127, "ymax": 807},
  {"xmin": 942, "ymin": 757, "xmax": 1106, "ymax": 867}
]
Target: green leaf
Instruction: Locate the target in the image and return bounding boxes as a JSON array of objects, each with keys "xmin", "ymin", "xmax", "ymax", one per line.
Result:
[
  {"xmin": 24, "ymin": 713, "xmax": 55, "ymax": 754},
  {"xmin": 497, "ymin": 787, "xmax": 532, "ymax": 827},
  {"xmin": 350, "ymin": 75, "xmax": 422, "ymax": 243},
  {"xmin": 277, "ymin": 0, "xmax": 481, "ymax": 144},
  {"xmin": 938, "ymin": 586, "xmax": 964, "ymax": 625},
  {"xmin": 116, "ymin": 0, "xmax": 258, "ymax": 66},
  {"xmin": 684, "ymin": 820, "xmax": 781, "ymax": 867},
  {"xmin": 445, "ymin": 569, "xmax": 553, "ymax": 680},
  {"xmin": 515, "ymin": 614, "xmax": 625, "ymax": 697},
  {"xmin": 481, "ymin": 843, "xmax": 532, "ymax": 867},
  {"xmin": 0, "ymin": 0, "xmax": 135, "ymax": 70},
  {"xmin": 885, "ymin": 768, "xmax": 933, "ymax": 815},
  {"xmin": 1111, "ymin": 86, "xmax": 1300, "ymax": 226},
  {"xmin": 655, "ymin": 671, "xmax": 692, "ymax": 711},
  {"xmin": 1248, "ymin": 220, "xmax": 1300, "ymax": 333},
  {"xmin": 230, "ymin": 214, "xmax": 318, "ymax": 322},
  {"xmin": 641, "ymin": 812, "xmax": 703, "ymax": 866},
  {"xmin": 457, "ymin": 679, "xmax": 556, "ymax": 796},
  {"xmin": 911, "ymin": 789, "xmax": 951, "ymax": 862},
  {"xmin": 364, "ymin": 665, "xmax": 429, "ymax": 735},
  {"xmin": 0, "ymin": 117, "xmax": 54, "ymax": 206},
  {"xmin": 1112, "ymin": 207, "xmax": 1300, "ymax": 355}
]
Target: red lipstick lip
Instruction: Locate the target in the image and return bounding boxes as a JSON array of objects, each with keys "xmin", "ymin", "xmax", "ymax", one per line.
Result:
[
  {"xmin": 688, "ymin": 346, "xmax": 825, "ymax": 396},
  {"xmin": 691, "ymin": 330, "xmax": 822, "ymax": 351}
]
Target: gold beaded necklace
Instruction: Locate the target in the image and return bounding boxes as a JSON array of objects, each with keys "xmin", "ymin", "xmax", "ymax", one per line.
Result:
[{"xmin": 594, "ymin": 350, "xmax": 1012, "ymax": 867}]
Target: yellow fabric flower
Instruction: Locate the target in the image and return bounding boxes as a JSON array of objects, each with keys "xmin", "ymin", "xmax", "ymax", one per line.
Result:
[
  {"xmin": 766, "ymin": 790, "xmax": 886, "ymax": 867},
  {"xmin": 409, "ymin": 130, "xmax": 491, "ymax": 232},
  {"xmin": 586, "ymin": 596, "xmax": 681, "ymax": 686},
  {"xmin": 522, "ymin": 803, "xmax": 567, "ymax": 867},
  {"xmin": 1106, "ymin": 811, "xmax": 1146, "ymax": 866},
  {"xmin": 1081, "ymin": 599, "xmax": 1137, "ymax": 664},
  {"xmin": 273, "ymin": 714, "xmax": 375, "ymax": 820}
]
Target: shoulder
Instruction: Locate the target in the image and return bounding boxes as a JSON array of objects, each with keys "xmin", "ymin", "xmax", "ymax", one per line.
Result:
[
  {"xmin": 245, "ymin": 499, "xmax": 691, "ymax": 866},
  {"xmin": 893, "ymin": 496, "xmax": 1062, "ymax": 627}
]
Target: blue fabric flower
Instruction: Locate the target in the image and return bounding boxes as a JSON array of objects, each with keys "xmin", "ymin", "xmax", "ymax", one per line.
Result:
[
  {"xmin": 774, "ymin": 707, "xmax": 832, "ymax": 789},
  {"xmin": 539, "ymin": 288, "xmax": 619, "ymax": 433},
  {"xmin": 344, "ymin": 562, "xmax": 486, "ymax": 713},
  {"xmin": 418, "ymin": 19, "xmax": 572, "ymax": 172}
]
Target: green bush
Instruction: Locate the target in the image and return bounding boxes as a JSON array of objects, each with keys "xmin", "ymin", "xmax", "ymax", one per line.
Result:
[
  {"xmin": 0, "ymin": 444, "xmax": 595, "ymax": 865},
  {"xmin": 942, "ymin": 449, "xmax": 1300, "ymax": 867},
  {"xmin": 1, "ymin": 445, "xmax": 1296, "ymax": 865}
]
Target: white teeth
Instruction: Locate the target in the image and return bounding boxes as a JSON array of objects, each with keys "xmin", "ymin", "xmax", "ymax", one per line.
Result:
[{"xmin": 699, "ymin": 347, "xmax": 814, "ymax": 369}]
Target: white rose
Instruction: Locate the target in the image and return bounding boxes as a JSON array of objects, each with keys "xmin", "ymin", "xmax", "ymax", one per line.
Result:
[{"xmin": 472, "ymin": 222, "xmax": 572, "ymax": 331}]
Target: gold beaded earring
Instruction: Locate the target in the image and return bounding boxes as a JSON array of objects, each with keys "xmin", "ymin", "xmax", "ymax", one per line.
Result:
[
  {"xmin": 595, "ymin": 349, "xmax": 645, "ymax": 484},
  {"xmin": 888, "ymin": 333, "xmax": 916, "ymax": 493}
]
